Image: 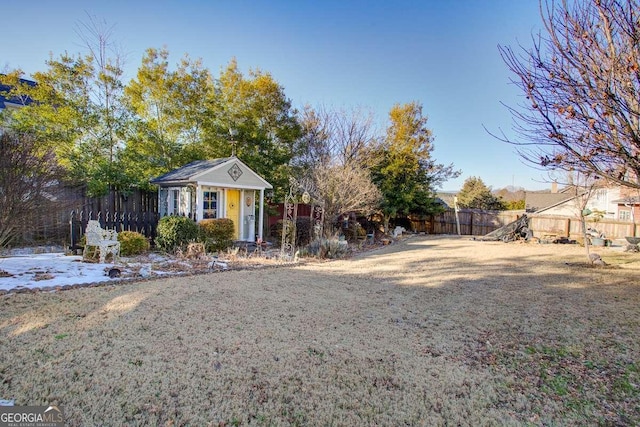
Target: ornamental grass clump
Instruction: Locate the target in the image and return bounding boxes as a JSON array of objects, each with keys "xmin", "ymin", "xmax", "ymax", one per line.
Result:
[
  {"xmin": 155, "ymin": 216, "xmax": 199, "ymax": 253},
  {"xmin": 117, "ymin": 231, "xmax": 150, "ymax": 256},
  {"xmin": 199, "ymin": 218, "xmax": 234, "ymax": 253},
  {"xmin": 305, "ymin": 238, "xmax": 348, "ymax": 259}
]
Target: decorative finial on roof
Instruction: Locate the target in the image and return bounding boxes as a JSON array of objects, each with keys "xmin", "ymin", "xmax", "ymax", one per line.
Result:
[{"xmin": 229, "ymin": 127, "xmax": 238, "ymax": 157}]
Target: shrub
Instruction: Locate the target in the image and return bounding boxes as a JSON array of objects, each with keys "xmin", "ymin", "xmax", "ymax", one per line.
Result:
[
  {"xmin": 297, "ymin": 217, "xmax": 313, "ymax": 245},
  {"xmin": 199, "ymin": 218, "xmax": 235, "ymax": 253},
  {"xmin": 270, "ymin": 217, "xmax": 312, "ymax": 246},
  {"xmin": 342, "ymin": 220, "xmax": 367, "ymax": 242},
  {"xmin": 304, "ymin": 238, "xmax": 349, "ymax": 259},
  {"xmin": 118, "ymin": 231, "xmax": 150, "ymax": 256},
  {"xmin": 155, "ymin": 216, "xmax": 199, "ymax": 252}
]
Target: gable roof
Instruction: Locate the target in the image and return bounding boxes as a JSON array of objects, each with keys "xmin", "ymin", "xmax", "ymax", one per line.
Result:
[
  {"xmin": 435, "ymin": 191, "xmax": 457, "ymax": 209},
  {"xmin": 525, "ymin": 192, "xmax": 573, "ymax": 213},
  {"xmin": 150, "ymin": 157, "xmax": 273, "ymax": 189},
  {"xmin": 150, "ymin": 158, "xmax": 230, "ymax": 184}
]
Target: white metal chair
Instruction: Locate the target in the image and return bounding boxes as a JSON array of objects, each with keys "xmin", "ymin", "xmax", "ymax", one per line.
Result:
[{"xmin": 83, "ymin": 220, "xmax": 120, "ymax": 263}]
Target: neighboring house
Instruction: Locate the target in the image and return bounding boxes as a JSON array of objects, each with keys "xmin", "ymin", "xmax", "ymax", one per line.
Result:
[
  {"xmin": 150, "ymin": 157, "xmax": 273, "ymax": 242},
  {"xmin": 525, "ymin": 191, "xmax": 571, "ymax": 213},
  {"xmin": 526, "ymin": 183, "xmax": 635, "ymax": 220},
  {"xmin": 0, "ymin": 77, "xmax": 36, "ymax": 111},
  {"xmin": 611, "ymin": 193, "xmax": 640, "ymax": 222},
  {"xmin": 435, "ymin": 191, "xmax": 457, "ymax": 209}
]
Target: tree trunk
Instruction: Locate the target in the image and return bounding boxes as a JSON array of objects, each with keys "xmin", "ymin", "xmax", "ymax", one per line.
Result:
[
  {"xmin": 580, "ymin": 213, "xmax": 592, "ymax": 264},
  {"xmin": 383, "ymin": 214, "xmax": 391, "ymax": 235}
]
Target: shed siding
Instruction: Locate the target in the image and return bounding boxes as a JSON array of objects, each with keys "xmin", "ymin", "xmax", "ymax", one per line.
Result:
[{"xmin": 197, "ymin": 160, "xmax": 267, "ymax": 188}]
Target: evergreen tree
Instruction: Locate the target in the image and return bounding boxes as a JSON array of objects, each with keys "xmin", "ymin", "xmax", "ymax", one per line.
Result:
[
  {"xmin": 370, "ymin": 102, "xmax": 459, "ymax": 231},
  {"xmin": 457, "ymin": 177, "xmax": 506, "ymax": 210}
]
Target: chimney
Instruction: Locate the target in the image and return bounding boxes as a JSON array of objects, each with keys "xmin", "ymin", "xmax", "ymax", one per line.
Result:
[{"xmin": 551, "ymin": 182, "xmax": 558, "ymax": 193}]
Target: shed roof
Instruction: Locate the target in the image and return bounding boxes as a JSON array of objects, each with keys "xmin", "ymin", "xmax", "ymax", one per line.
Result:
[
  {"xmin": 150, "ymin": 157, "xmax": 273, "ymax": 189},
  {"xmin": 150, "ymin": 158, "xmax": 230, "ymax": 184}
]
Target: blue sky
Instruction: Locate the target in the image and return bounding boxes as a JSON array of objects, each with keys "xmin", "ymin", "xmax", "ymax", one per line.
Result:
[{"xmin": 1, "ymin": 0, "xmax": 550, "ymax": 191}]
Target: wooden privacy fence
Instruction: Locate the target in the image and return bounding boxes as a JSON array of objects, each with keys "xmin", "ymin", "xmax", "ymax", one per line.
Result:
[
  {"xmin": 528, "ymin": 215, "xmax": 639, "ymax": 239},
  {"xmin": 69, "ymin": 210, "xmax": 160, "ymax": 251},
  {"xmin": 74, "ymin": 188, "xmax": 158, "ymax": 217},
  {"xmin": 69, "ymin": 188, "xmax": 159, "ymax": 250},
  {"xmin": 408, "ymin": 209, "xmax": 522, "ymax": 236},
  {"xmin": 407, "ymin": 209, "xmax": 639, "ymax": 239}
]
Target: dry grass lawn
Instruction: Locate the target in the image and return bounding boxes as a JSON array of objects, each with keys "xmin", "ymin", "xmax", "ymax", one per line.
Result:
[{"xmin": 1, "ymin": 235, "xmax": 639, "ymax": 426}]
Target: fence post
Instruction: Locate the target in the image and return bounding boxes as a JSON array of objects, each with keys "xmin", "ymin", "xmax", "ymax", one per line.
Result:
[{"xmin": 69, "ymin": 210, "xmax": 76, "ymax": 252}]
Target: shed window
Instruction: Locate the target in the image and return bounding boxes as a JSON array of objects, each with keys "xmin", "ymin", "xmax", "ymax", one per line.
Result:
[
  {"xmin": 203, "ymin": 191, "xmax": 218, "ymax": 219},
  {"xmin": 170, "ymin": 190, "xmax": 180, "ymax": 215}
]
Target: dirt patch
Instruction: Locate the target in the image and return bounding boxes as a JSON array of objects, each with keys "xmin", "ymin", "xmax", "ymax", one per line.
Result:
[{"xmin": 1, "ymin": 236, "xmax": 639, "ymax": 425}]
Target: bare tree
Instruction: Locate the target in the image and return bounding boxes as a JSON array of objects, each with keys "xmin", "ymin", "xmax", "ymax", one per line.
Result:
[
  {"xmin": 550, "ymin": 170, "xmax": 604, "ymax": 263},
  {"xmin": 73, "ymin": 13, "xmax": 130, "ymax": 195},
  {"xmin": 497, "ymin": 0, "xmax": 640, "ymax": 188},
  {"xmin": 295, "ymin": 106, "xmax": 382, "ymax": 234},
  {"xmin": 0, "ymin": 132, "xmax": 62, "ymax": 248},
  {"xmin": 299, "ymin": 164, "xmax": 381, "ymax": 235},
  {"xmin": 295, "ymin": 105, "xmax": 379, "ymax": 169}
]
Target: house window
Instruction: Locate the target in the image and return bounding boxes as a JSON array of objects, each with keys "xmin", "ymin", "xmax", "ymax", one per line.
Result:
[
  {"xmin": 203, "ymin": 191, "xmax": 218, "ymax": 219},
  {"xmin": 619, "ymin": 210, "xmax": 631, "ymax": 221}
]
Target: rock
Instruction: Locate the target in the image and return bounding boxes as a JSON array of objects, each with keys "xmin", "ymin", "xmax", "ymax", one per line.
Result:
[
  {"xmin": 589, "ymin": 253, "xmax": 606, "ymax": 265},
  {"xmin": 589, "ymin": 253, "xmax": 602, "ymax": 262},
  {"xmin": 138, "ymin": 266, "xmax": 152, "ymax": 278},
  {"xmin": 209, "ymin": 261, "xmax": 228, "ymax": 270}
]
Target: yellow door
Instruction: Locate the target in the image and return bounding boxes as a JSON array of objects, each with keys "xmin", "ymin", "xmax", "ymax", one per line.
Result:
[{"xmin": 226, "ymin": 189, "xmax": 240, "ymax": 239}]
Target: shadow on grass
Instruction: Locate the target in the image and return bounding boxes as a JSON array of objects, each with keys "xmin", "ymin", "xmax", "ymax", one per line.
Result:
[{"xmin": 0, "ymin": 235, "xmax": 638, "ymax": 425}]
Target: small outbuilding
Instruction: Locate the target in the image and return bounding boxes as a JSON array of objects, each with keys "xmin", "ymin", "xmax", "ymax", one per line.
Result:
[{"xmin": 150, "ymin": 157, "xmax": 272, "ymax": 242}]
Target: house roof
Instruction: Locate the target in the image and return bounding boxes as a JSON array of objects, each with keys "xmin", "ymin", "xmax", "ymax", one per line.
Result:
[
  {"xmin": 435, "ymin": 192, "xmax": 457, "ymax": 209},
  {"xmin": 0, "ymin": 77, "xmax": 36, "ymax": 109},
  {"xmin": 150, "ymin": 158, "xmax": 230, "ymax": 183},
  {"xmin": 525, "ymin": 192, "xmax": 573, "ymax": 213},
  {"xmin": 612, "ymin": 196, "xmax": 640, "ymax": 205}
]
